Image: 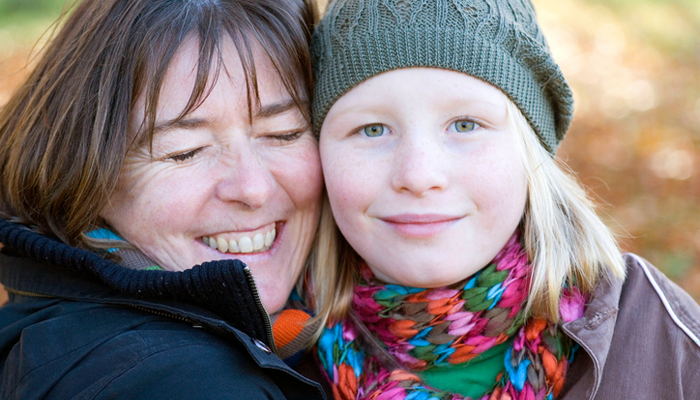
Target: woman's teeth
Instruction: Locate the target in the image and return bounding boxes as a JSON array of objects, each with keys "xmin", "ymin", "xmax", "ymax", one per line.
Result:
[{"xmin": 201, "ymin": 228, "xmax": 276, "ymax": 254}]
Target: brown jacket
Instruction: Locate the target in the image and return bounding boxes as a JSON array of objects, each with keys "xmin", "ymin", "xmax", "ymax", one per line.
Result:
[{"xmin": 560, "ymin": 254, "xmax": 700, "ymax": 399}]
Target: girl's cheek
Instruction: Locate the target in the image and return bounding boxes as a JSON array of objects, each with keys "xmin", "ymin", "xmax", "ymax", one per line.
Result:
[
  {"xmin": 327, "ymin": 174, "xmax": 360, "ymax": 213},
  {"xmin": 323, "ymin": 150, "xmax": 357, "ymax": 193},
  {"xmin": 325, "ymin": 169, "xmax": 370, "ymax": 234}
]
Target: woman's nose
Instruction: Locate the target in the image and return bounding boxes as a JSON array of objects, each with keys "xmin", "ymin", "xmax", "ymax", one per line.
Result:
[
  {"xmin": 391, "ymin": 136, "xmax": 448, "ymax": 197},
  {"xmin": 215, "ymin": 144, "xmax": 275, "ymax": 209}
]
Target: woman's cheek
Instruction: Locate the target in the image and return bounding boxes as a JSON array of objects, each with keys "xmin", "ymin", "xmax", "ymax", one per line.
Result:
[
  {"xmin": 274, "ymin": 142, "xmax": 324, "ymax": 204},
  {"xmin": 300, "ymin": 146, "xmax": 324, "ymax": 197}
]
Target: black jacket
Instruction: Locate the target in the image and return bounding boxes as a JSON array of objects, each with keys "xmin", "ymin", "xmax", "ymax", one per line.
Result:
[{"xmin": 0, "ymin": 219, "xmax": 326, "ymax": 399}]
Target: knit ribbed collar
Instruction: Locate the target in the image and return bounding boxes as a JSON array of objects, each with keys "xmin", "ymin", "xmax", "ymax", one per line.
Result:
[
  {"xmin": 85, "ymin": 226, "xmax": 318, "ymax": 366},
  {"xmin": 0, "ymin": 218, "xmax": 272, "ymax": 347}
]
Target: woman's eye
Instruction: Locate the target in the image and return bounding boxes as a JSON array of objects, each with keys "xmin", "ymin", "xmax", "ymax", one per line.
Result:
[
  {"xmin": 270, "ymin": 130, "xmax": 303, "ymax": 142},
  {"xmin": 453, "ymin": 120, "xmax": 477, "ymax": 133},
  {"xmin": 362, "ymin": 124, "xmax": 386, "ymax": 137},
  {"xmin": 169, "ymin": 147, "xmax": 203, "ymax": 162}
]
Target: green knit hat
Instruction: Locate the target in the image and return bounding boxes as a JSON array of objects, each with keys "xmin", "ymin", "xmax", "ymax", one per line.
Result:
[{"xmin": 311, "ymin": 0, "xmax": 574, "ymax": 153}]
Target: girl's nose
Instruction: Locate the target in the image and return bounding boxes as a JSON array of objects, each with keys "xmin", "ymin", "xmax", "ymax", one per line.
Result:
[
  {"xmin": 215, "ymin": 144, "xmax": 275, "ymax": 209},
  {"xmin": 391, "ymin": 136, "xmax": 448, "ymax": 197}
]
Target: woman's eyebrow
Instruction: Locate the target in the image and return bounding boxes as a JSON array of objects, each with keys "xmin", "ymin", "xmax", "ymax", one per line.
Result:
[
  {"xmin": 256, "ymin": 99, "xmax": 302, "ymax": 119},
  {"xmin": 153, "ymin": 118, "xmax": 209, "ymax": 134},
  {"xmin": 150, "ymin": 99, "xmax": 306, "ymax": 134}
]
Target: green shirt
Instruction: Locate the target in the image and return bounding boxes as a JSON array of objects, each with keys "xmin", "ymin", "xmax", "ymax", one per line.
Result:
[{"xmin": 419, "ymin": 339, "xmax": 512, "ymax": 398}]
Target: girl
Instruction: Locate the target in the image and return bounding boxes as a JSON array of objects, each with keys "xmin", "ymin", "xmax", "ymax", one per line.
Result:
[{"xmin": 310, "ymin": 0, "xmax": 700, "ymax": 399}]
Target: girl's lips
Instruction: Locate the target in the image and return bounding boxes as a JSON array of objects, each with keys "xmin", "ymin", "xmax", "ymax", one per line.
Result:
[{"xmin": 379, "ymin": 214, "xmax": 462, "ymax": 237}]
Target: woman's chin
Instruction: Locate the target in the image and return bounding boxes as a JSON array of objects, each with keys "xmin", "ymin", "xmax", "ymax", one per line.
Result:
[{"xmin": 193, "ymin": 223, "xmax": 301, "ymax": 306}]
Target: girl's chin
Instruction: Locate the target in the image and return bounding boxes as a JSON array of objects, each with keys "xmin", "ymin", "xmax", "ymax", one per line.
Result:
[{"xmin": 373, "ymin": 264, "xmax": 482, "ymax": 288}]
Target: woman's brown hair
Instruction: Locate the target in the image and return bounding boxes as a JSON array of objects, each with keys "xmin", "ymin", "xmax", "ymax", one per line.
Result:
[{"xmin": 0, "ymin": 0, "xmax": 317, "ymax": 247}]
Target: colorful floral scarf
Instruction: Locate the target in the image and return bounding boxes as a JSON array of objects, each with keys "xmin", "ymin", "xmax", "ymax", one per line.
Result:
[{"xmin": 317, "ymin": 234, "xmax": 586, "ymax": 400}]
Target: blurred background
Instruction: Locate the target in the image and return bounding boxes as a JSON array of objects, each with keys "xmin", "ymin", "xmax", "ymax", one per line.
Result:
[{"xmin": 0, "ymin": 0, "xmax": 698, "ymax": 303}]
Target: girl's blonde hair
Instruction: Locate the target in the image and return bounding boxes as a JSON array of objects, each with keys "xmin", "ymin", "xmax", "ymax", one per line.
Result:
[{"xmin": 311, "ymin": 97, "xmax": 626, "ymax": 330}]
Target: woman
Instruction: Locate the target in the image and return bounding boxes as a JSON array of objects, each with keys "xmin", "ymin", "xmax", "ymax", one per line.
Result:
[{"xmin": 0, "ymin": 0, "xmax": 325, "ymax": 398}]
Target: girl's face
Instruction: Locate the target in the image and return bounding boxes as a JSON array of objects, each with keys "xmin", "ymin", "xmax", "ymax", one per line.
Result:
[{"xmin": 319, "ymin": 68, "xmax": 527, "ymax": 288}]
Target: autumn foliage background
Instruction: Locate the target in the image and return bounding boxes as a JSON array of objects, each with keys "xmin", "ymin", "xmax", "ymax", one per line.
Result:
[{"xmin": 0, "ymin": 0, "xmax": 699, "ymax": 303}]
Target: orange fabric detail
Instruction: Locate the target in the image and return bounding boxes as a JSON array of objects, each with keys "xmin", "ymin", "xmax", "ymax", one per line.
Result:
[
  {"xmin": 541, "ymin": 348, "xmax": 567, "ymax": 395},
  {"xmin": 426, "ymin": 297, "xmax": 452, "ymax": 313},
  {"xmin": 525, "ymin": 318, "xmax": 547, "ymax": 341},
  {"xmin": 272, "ymin": 309, "xmax": 310, "ymax": 348},
  {"xmin": 405, "ymin": 359, "xmax": 428, "ymax": 370},
  {"xmin": 388, "ymin": 370, "xmax": 421, "ymax": 382},
  {"xmin": 552, "ymin": 358, "xmax": 567, "ymax": 395},
  {"xmin": 404, "ymin": 290, "xmax": 442, "ymax": 303},
  {"xmin": 448, "ymin": 344, "xmax": 478, "ymax": 363},
  {"xmin": 541, "ymin": 348, "xmax": 558, "ymax": 380},
  {"xmin": 332, "ymin": 385, "xmax": 341, "ymax": 400},
  {"xmin": 388, "ymin": 319, "xmax": 419, "ymax": 338},
  {"xmin": 427, "ymin": 303, "xmax": 456, "ymax": 315},
  {"xmin": 336, "ymin": 363, "xmax": 357, "ymax": 400},
  {"xmin": 447, "ymin": 353, "xmax": 478, "ymax": 364},
  {"xmin": 495, "ymin": 333, "xmax": 509, "ymax": 345}
]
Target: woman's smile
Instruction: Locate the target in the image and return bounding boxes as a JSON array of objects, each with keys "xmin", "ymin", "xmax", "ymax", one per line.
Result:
[{"xmin": 201, "ymin": 221, "xmax": 278, "ymax": 254}]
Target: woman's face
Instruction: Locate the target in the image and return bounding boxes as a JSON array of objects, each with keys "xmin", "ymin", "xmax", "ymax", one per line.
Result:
[
  {"xmin": 319, "ymin": 68, "xmax": 527, "ymax": 288},
  {"xmin": 101, "ymin": 39, "xmax": 323, "ymax": 313}
]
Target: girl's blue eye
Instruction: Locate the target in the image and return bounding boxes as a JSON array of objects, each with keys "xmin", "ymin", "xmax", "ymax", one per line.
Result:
[
  {"xmin": 363, "ymin": 124, "xmax": 386, "ymax": 137},
  {"xmin": 454, "ymin": 120, "xmax": 476, "ymax": 133}
]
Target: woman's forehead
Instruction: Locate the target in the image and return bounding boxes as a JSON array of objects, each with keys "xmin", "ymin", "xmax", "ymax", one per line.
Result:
[{"xmin": 131, "ymin": 35, "xmax": 304, "ymax": 140}]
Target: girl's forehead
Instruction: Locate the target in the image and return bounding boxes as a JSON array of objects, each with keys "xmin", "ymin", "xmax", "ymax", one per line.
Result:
[
  {"xmin": 325, "ymin": 68, "xmax": 508, "ymax": 120},
  {"xmin": 351, "ymin": 68, "xmax": 503, "ymax": 99}
]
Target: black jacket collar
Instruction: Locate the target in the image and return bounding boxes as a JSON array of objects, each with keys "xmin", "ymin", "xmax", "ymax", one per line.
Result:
[{"xmin": 0, "ymin": 218, "xmax": 272, "ymax": 347}]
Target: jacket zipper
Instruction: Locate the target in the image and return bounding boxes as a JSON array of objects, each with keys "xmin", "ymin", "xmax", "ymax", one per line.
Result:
[
  {"xmin": 242, "ymin": 266, "xmax": 278, "ymax": 354},
  {"xmin": 126, "ymin": 304, "xmax": 192, "ymax": 324},
  {"xmin": 4, "ymin": 286, "xmax": 194, "ymax": 324},
  {"xmin": 5, "ymin": 271, "xmax": 277, "ymax": 353},
  {"xmin": 4, "ymin": 287, "xmax": 56, "ymax": 298}
]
